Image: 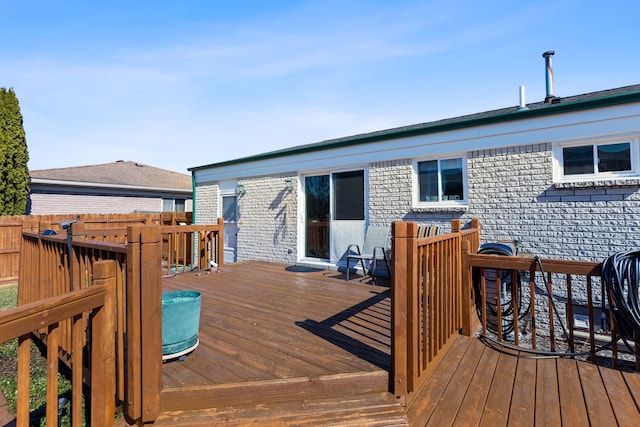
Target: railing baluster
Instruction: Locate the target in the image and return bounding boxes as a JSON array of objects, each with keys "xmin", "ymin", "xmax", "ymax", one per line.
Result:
[
  {"xmin": 496, "ymin": 268, "xmax": 503, "ymax": 342},
  {"xmin": 586, "ymin": 276, "xmax": 596, "ymax": 363},
  {"xmin": 529, "ymin": 264, "xmax": 537, "ymax": 350},
  {"xmin": 566, "ymin": 275, "xmax": 575, "ymax": 354},
  {"xmin": 17, "ymin": 334, "xmax": 31, "ymax": 426},
  {"xmin": 481, "ymin": 268, "xmax": 487, "ymax": 336},
  {"xmin": 547, "ymin": 271, "xmax": 555, "ymax": 352},
  {"xmin": 46, "ymin": 324, "xmax": 60, "ymax": 427},
  {"xmin": 72, "ymin": 313, "xmax": 83, "ymax": 425},
  {"xmin": 422, "ymin": 245, "xmax": 428, "ymax": 370},
  {"xmin": 512, "ymin": 269, "xmax": 519, "ymax": 346}
]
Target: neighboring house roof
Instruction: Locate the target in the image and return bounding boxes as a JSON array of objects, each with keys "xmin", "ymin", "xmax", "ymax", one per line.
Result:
[
  {"xmin": 189, "ymin": 83, "xmax": 640, "ymax": 172},
  {"xmin": 31, "ymin": 160, "xmax": 192, "ymax": 193}
]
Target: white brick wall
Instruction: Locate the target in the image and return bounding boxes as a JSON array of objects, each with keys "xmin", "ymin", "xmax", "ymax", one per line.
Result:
[
  {"xmin": 466, "ymin": 143, "xmax": 640, "ymax": 262},
  {"xmin": 195, "ymin": 182, "xmax": 219, "ymax": 224},
  {"xmin": 368, "ymin": 160, "xmax": 413, "ymax": 226},
  {"xmin": 237, "ymin": 174, "xmax": 298, "ymax": 263},
  {"xmin": 195, "ymin": 175, "xmax": 298, "ymax": 264},
  {"xmin": 195, "ymin": 143, "xmax": 640, "ymax": 268}
]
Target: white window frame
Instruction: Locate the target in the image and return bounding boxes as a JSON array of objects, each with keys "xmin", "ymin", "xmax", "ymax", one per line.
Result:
[
  {"xmin": 162, "ymin": 198, "xmax": 186, "ymax": 212},
  {"xmin": 552, "ymin": 137, "xmax": 640, "ymax": 183},
  {"xmin": 413, "ymin": 154, "xmax": 468, "ymax": 207}
]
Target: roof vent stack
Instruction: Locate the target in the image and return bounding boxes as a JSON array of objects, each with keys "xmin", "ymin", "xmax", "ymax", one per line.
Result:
[
  {"xmin": 518, "ymin": 85, "xmax": 528, "ymax": 111},
  {"xmin": 543, "ymin": 50, "xmax": 557, "ymax": 103}
]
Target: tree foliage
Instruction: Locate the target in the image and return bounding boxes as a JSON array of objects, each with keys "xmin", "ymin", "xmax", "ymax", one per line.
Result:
[{"xmin": 0, "ymin": 88, "xmax": 30, "ymax": 215}]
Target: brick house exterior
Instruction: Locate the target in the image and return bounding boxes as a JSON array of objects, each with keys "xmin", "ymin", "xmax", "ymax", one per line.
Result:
[
  {"xmin": 190, "ymin": 84, "xmax": 640, "ymax": 270},
  {"xmin": 29, "ymin": 161, "xmax": 193, "ymax": 215}
]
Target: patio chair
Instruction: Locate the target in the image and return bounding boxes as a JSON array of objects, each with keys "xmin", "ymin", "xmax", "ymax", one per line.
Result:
[{"xmin": 346, "ymin": 225, "xmax": 390, "ymax": 282}]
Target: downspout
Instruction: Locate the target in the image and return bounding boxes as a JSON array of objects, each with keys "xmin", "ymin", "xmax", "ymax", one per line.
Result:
[{"xmin": 191, "ymin": 171, "xmax": 196, "ymax": 224}]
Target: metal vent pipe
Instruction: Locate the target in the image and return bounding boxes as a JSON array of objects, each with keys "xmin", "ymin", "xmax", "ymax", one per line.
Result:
[
  {"xmin": 518, "ymin": 85, "xmax": 528, "ymax": 110},
  {"xmin": 543, "ymin": 50, "xmax": 555, "ymax": 103}
]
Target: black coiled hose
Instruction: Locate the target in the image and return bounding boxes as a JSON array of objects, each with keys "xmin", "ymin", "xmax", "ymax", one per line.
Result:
[
  {"xmin": 472, "ymin": 243, "xmax": 530, "ymax": 337},
  {"xmin": 602, "ymin": 250, "xmax": 640, "ymax": 340}
]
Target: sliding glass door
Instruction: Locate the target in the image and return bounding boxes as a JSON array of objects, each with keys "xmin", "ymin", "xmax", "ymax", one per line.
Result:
[
  {"xmin": 304, "ymin": 175, "xmax": 330, "ymax": 258},
  {"xmin": 304, "ymin": 170, "xmax": 365, "ymax": 263}
]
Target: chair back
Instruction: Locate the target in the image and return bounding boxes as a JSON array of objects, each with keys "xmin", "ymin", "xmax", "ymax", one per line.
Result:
[
  {"xmin": 417, "ymin": 224, "xmax": 440, "ymax": 238},
  {"xmin": 362, "ymin": 226, "xmax": 389, "ymax": 256}
]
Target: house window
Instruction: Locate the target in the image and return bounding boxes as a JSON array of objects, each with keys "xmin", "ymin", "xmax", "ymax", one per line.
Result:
[
  {"xmin": 555, "ymin": 139, "xmax": 638, "ymax": 182},
  {"xmin": 221, "ymin": 196, "xmax": 237, "ymax": 222},
  {"xmin": 162, "ymin": 198, "xmax": 186, "ymax": 212},
  {"xmin": 415, "ymin": 156, "xmax": 466, "ymax": 205}
]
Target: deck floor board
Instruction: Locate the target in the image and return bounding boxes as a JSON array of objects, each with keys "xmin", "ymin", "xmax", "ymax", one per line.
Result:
[{"xmin": 556, "ymin": 357, "xmax": 589, "ymax": 426}]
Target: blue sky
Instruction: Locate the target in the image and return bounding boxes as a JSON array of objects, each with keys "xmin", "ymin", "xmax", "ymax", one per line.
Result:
[{"xmin": 2, "ymin": 0, "xmax": 638, "ymax": 174}]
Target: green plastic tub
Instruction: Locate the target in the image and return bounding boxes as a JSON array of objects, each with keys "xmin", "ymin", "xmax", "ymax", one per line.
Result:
[{"xmin": 162, "ymin": 290, "xmax": 202, "ymax": 358}]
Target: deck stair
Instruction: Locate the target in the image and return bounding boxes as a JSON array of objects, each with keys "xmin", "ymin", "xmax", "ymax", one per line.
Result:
[
  {"xmin": 151, "ymin": 370, "xmax": 408, "ymax": 425},
  {"xmin": 150, "ymin": 391, "xmax": 408, "ymax": 426}
]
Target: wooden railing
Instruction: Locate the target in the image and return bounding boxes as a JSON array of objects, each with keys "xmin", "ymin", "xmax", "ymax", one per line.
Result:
[
  {"xmin": 161, "ymin": 219, "xmax": 225, "ymax": 275},
  {"xmin": 0, "ymin": 212, "xmax": 193, "ymax": 283},
  {"xmin": 0, "ymin": 260, "xmax": 116, "ymax": 426},
  {"xmin": 16, "ymin": 218, "xmax": 224, "ymax": 424},
  {"xmin": 463, "ymin": 248, "xmax": 640, "ymax": 371},
  {"xmin": 20, "ymin": 224, "xmax": 131, "ymax": 417},
  {"xmin": 391, "ymin": 219, "xmax": 480, "ymax": 406}
]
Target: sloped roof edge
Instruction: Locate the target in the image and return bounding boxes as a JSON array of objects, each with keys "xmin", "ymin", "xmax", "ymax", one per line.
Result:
[
  {"xmin": 30, "ymin": 178, "xmax": 192, "ymax": 194},
  {"xmin": 31, "ymin": 161, "xmax": 192, "ymax": 190}
]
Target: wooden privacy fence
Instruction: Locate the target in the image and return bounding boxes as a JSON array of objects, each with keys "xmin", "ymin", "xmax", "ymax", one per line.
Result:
[
  {"xmin": 0, "ymin": 260, "xmax": 116, "ymax": 427},
  {"xmin": 17, "ymin": 218, "xmax": 223, "ymax": 424},
  {"xmin": 0, "ymin": 218, "xmax": 23, "ymax": 284},
  {"xmin": 391, "ymin": 219, "xmax": 480, "ymax": 406}
]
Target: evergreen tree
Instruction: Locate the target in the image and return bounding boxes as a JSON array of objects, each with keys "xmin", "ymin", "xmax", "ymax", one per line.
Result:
[{"xmin": 0, "ymin": 88, "xmax": 30, "ymax": 215}]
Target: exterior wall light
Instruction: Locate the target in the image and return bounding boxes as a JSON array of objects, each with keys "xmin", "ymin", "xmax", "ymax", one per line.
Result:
[
  {"xmin": 285, "ymin": 177, "xmax": 294, "ymax": 192},
  {"xmin": 237, "ymin": 183, "xmax": 246, "ymax": 196}
]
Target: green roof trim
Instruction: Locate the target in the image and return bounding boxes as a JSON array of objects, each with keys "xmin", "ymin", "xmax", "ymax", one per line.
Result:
[{"xmin": 189, "ymin": 84, "xmax": 640, "ymax": 172}]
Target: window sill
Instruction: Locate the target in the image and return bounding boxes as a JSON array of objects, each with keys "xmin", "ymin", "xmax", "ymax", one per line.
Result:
[
  {"xmin": 411, "ymin": 205, "xmax": 468, "ymax": 213},
  {"xmin": 554, "ymin": 178, "xmax": 640, "ymax": 189}
]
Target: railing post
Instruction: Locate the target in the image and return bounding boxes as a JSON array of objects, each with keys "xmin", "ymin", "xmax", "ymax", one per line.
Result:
[
  {"xmin": 457, "ymin": 218, "xmax": 480, "ymax": 336},
  {"xmin": 90, "ymin": 260, "xmax": 117, "ymax": 427},
  {"xmin": 217, "ymin": 217, "xmax": 225, "ymax": 266},
  {"xmin": 460, "ymin": 240, "xmax": 476, "ymax": 336},
  {"xmin": 391, "ymin": 221, "xmax": 417, "ymax": 405},
  {"xmin": 126, "ymin": 225, "xmax": 162, "ymax": 423}
]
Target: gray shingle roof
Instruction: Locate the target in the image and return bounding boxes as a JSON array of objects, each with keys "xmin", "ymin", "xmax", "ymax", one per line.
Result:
[{"xmin": 30, "ymin": 161, "xmax": 191, "ymax": 190}]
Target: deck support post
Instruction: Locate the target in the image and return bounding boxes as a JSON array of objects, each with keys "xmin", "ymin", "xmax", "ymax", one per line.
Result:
[
  {"xmin": 126, "ymin": 225, "xmax": 163, "ymax": 424},
  {"xmin": 391, "ymin": 221, "xmax": 418, "ymax": 404},
  {"xmin": 90, "ymin": 260, "xmax": 117, "ymax": 426},
  {"xmin": 217, "ymin": 217, "xmax": 225, "ymax": 267}
]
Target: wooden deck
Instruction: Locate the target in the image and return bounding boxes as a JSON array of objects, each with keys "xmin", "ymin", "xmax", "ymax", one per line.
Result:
[
  {"xmin": 146, "ymin": 261, "xmax": 640, "ymax": 426},
  {"xmin": 155, "ymin": 261, "xmax": 408, "ymax": 425},
  {"xmin": 408, "ymin": 335, "xmax": 640, "ymax": 426}
]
